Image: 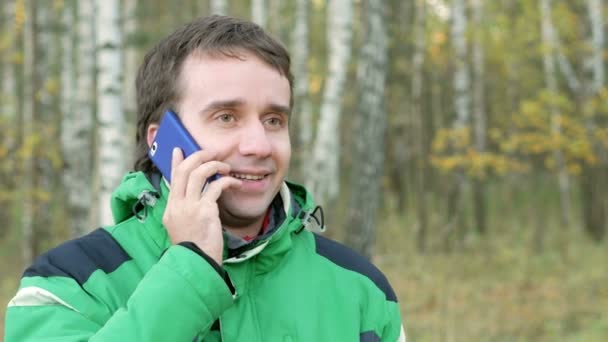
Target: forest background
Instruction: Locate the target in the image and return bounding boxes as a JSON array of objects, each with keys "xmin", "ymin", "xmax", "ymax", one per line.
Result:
[{"xmin": 1, "ymin": 0, "xmax": 607, "ymax": 340}]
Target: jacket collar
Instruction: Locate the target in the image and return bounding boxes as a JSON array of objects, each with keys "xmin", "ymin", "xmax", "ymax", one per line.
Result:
[{"xmin": 109, "ymin": 172, "xmax": 322, "ymax": 270}]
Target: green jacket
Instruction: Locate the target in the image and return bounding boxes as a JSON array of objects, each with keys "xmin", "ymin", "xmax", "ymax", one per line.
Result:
[{"xmin": 5, "ymin": 172, "xmax": 405, "ymax": 341}]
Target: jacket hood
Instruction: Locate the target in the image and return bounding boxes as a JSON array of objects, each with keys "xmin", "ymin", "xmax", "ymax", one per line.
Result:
[{"xmin": 110, "ymin": 172, "xmax": 161, "ymax": 225}]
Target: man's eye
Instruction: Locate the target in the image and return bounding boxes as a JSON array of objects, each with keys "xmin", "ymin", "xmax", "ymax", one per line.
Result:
[
  {"xmin": 218, "ymin": 114, "xmax": 235, "ymax": 123},
  {"xmin": 265, "ymin": 117, "xmax": 284, "ymax": 128}
]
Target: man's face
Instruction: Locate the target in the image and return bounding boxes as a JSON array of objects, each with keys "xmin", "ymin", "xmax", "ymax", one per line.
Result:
[{"xmin": 173, "ymin": 52, "xmax": 291, "ymax": 228}]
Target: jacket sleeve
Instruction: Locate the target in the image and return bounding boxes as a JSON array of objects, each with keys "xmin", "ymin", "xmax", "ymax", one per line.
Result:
[
  {"xmin": 4, "ymin": 245, "xmax": 234, "ymax": 341},
  {"xmin": 382, "ymin": 300, "xmax": 406, "ymax": 342}
]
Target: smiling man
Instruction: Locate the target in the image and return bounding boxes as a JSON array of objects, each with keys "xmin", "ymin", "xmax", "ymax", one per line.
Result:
[{"xmin": 5, "ymin": 15, "xmax": 405, "ymax": 342}]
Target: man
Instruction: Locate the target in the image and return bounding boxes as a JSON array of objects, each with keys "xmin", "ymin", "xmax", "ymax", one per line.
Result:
[{"xmin": 5, "ymin": 15, "xmax": 405, "ymax": 341}]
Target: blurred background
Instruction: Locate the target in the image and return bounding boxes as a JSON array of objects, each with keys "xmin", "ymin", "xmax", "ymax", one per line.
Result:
[{"xmin": 1, "ymin": 0, "xmax": 607, "ymax": 340}]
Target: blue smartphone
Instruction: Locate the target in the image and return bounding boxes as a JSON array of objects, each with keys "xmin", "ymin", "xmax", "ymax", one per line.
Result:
[{"xmin": 148, "ymin": 110, "xmax": 220, "ymax": 183}]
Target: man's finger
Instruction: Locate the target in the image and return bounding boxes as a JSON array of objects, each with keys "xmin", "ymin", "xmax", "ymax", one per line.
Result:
[
  {"xmin": 186, "ymin": 161, "xmax": 231, "ymax": 199},
  {"xmin": 201, "ymin": 177, "xmax": 242, "ymax": 202},
  {"xmin": 169, "ymin": 148, "xmax": 186, "ymax": 197},
  {"xmin": 170, "ymin": 149, "xmax": 217, "ymax": 197}
]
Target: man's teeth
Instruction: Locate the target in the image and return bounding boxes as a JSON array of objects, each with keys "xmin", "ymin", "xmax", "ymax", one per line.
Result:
[{"xmin": 230, "ymin": 173, "xmax": 265, "ymax": 180}]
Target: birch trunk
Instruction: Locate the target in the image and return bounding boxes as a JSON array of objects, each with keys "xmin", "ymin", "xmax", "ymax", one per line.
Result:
[
  {"xmin": 344, "ymin": 0, "xmax": 387, "ymax": 259},
  {"xmin": 61, "ymin": 0, "xmax": 95, "ymax": 236},
  {"xmin": 123, "ymin": 0, "xmax": 138, "ymax": 169},
  {"xmin": 251, "ymin": 0, "xmax": 267, "ymax": 28},
  {"xmin": 307, "ymin": 0, "xmax": 352, "ymax": 206},
  {"xmin": 61, "ymin": 0, "xmax": 92, "ymax": 237},
  {"xmin": 22, "ymin": 0, "xmax": 38, "ymax": 266},
  {"xmin": 412, "ymin": 0, "xmax": 428, "ymax": 252},
  {"xmin": 97, "ymin": 0, "xmax": 125, "ymax": 226},
  {"xmin": 210, "ymin": 0, "xmax": 227, "ymax": 15},
  {"xmin": 445, "ymin": 0, "xmax": 469, "ymax": 249},
  {"xmin": 290, "ymin": 0, "xmax": 312, "ymax": 183},
  {"xmin": 540, "ymin": 0, "xmax": 571, "ymax": 230},
  {"xmin": 471, "ymin": 0, "xmax": 487, "ymax": 235},
  {"xmin": 452, "ymin": 0, "xmax": 470, "ymax": 129},
  {"xmin": 587, "ymin": 0, "xmax": 604, "ymax": 93}
]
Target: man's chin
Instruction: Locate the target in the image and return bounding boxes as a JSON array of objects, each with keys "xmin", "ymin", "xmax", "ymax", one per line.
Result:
[{"xmin": 218, "ymin": 203, "xmax": 267, "ymax": 228}]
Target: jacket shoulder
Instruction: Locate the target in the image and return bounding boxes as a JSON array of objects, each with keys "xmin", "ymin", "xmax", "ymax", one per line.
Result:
[
  {"xmin": 23, "ymin": 228, "xmax": 131, "ymax": 285},
  {"xmin": 312, "ymin": 233, "xmax": 397, "ymax": 302}
]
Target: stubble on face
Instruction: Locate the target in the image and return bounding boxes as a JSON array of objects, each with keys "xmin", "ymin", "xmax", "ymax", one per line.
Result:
[{"xmin": 175, "ymin": 52, "xmax": 292, "ymax": 236}]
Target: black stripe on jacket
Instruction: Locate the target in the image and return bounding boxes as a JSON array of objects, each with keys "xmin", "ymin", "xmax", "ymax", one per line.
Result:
[
  {"xmin": 23, "ymin": 228, "xmax": 131, "ymax": 286},
  {"xmin": 313, "ymin": 233, "xmax": 398, "ymax": 302}
]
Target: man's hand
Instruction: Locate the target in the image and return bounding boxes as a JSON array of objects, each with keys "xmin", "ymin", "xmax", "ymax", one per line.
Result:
[{"xmin": 163, "ymin": 148, "xmax": 242, "ymax": 265}]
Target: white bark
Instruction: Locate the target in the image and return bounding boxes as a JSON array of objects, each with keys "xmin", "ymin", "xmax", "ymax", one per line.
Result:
[
  {"xmin": 123, "ymin": 0, "xmax": 138, "ymax": 169},
  {"xmin": 587, "ymin": 0, "xmax": 604, "ymax": 93},
  {"xmin": 471, "ymin": 0, "xmax": 485, "ymax": 151},
  {"xmin": 307, "ymin": 0, "xmax": 353, "ymax": 206},
  {"xmin": 451, "ymin": 0, "xmax": 469, "ymax": 128},
  {"xmin": 97, "ymin": 0, "xmax": 125, "ymax": 226},
  {"xmin": 556, "ymin": 51, "xmax": 581, "ymax": 93},
  {"xmin": 540, "ymin": 0, "xmax": 571, "ymax": 227},
  {"xmin": 445, "ymin": 0, "xmax": 470, "ymax": 242},
  {"xmin": 61, "ymin": 0, "xmax": 92, "ymax": 237},
  {"xmin": 252, "ymin": 0, "xmax": 267, "ymax": 28},
  {"xmin": 210, "ymin": 0, "xmax": 228, "ymax": 15},
  {"xmin": 344, "ymin": 0, "xmax": 387, "ymax": 258},
  {"xmin": 62, "ymin": 0, "xmax": 96, "ymax": 235},
  {"xmin": 292, "ymin": 0, "xmax": 312, "ymax": 177}
]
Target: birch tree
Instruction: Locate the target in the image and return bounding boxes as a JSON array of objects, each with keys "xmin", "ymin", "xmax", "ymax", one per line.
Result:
[
  {"xmin": 97, "ymin": 0, "xmax": 125, "ymax": 226},
  {"xmin": 452, "ymin": 0, "xmax": 469, "ymax": 130},
  {"xmin": 586, "ymin": 0, "xmax": 604, "ymax": 94},
  {"xmin": 210, "ymin": 0, "xmax": 228, "ymax": 15},
  {"xmin": 471, "ymin": 0, "xmax": 487, "ymax": 235},
  {"xmin": 344, "ymin": 0, "xmax": 387, "ymax": 259},
  {"xmin": 445, "ymin": 0, "xmax": 470, "ymax": 246},
  {"xmin": 123, "ymin": 0, "xmax": 138, "ymax": 168},
  {"xmin": 61, "ymin": 0, "xmax": 93, "ymax": 237},
  {"xmin": 540, "ymin": 0, "xmax": 571, "ymax": 228},
  {"xmin": 251, "ymin": 0, "xmax": 267, "ymax": 28},
  {"xmin": 61, "ymin": 0, "xmax": 93, "ymax": 236},
  {"xmin": 307, "ymin": 0, "xmax": 353, "ymax": 206},
  {"xmin": 290, "ymin": 0, "xmax": 312, "ymax": 183}
]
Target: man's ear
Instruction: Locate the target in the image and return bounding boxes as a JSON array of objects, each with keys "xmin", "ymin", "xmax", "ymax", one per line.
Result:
[{"xmin": 146, "ymin": 124, "xmax": 159, "ymax": 148}]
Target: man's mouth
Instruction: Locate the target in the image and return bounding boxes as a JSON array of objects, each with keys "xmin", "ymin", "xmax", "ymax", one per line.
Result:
[{"xmin": 230, "ymin": 173, "xmax": 267, "ymax": 181}]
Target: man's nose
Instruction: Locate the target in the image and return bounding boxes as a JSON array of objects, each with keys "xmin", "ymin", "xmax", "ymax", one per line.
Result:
[{"xmin": 238, "ymin": 121, "xmax": 272, "ymax": 158}]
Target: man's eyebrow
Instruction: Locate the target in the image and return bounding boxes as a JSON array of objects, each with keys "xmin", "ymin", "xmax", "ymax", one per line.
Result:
[
  {"xmin": 267, "ymin": 103, "xmax": 291, "ymax": 116},
  {"xmin": 200, "ymin": 99, "xmax": 246, "ymax": 113},
  {"xmin": 200, "ymin": 99, "xmax": 291, "ymax": 116}
]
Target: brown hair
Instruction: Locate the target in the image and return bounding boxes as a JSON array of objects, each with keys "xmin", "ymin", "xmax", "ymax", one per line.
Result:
[{"xmin": 134, "ymin": 15, "xmax": 293, "ymax": 173}]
